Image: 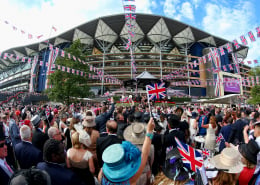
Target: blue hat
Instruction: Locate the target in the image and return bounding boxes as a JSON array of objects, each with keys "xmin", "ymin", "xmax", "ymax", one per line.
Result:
[{"xmin": 102, "ymin": 141, "xmax": 141, "ymax": 182}]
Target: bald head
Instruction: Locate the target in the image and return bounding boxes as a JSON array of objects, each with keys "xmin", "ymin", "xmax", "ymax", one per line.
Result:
[{"xmin": 106, "ymin": 120, "xmax": 117, "ymax": 134}]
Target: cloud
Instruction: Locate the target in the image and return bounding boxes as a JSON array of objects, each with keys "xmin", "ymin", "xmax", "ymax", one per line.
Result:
[
  {"xmin": 163, "ymin": 0, "xmax": 180, "ymax": 18},
  {"xmin": 191, "ymin": 0, "xmax": 202, "ymax": 8},
  {"xmin": 180, "ymin": 2, "xmax": 194, "ymax": 20},
  {"xmin": 163, "ymin": 0, "xmax": 194, "ymax": 21},
  {"xmin": 0, "ymin": 0, "xmax": 153, "ymax": 51},
  {"xmin": 201, "ymin": 1, "xmax": 258, "ymax": 61}
]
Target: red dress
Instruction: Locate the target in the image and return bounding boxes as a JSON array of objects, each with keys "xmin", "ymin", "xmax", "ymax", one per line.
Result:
[{"xmin": 238, "ymin": 166, "xmax": 256, "ymax": 185}]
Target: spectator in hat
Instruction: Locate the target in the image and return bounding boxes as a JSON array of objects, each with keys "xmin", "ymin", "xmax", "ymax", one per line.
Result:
[
  {"xmin": 123, "ymin": 122, "xmax": 154, "ymax": 185},
  {"xmin": 66, "ymin": 131, "xmax": 95, "ymax": 185},
  {"xmin": 209, "ymin": 148, "xmax": 243, "ymax": 185},
  {"xmin": 82, "ymin": 110, "xmax": 99, "ymax": 163},
  {"xmin": 37, "ymin": 139, "xmax": 85, "ymax": 185},
  {"xmin": 0, "ymin": 122, "xmax": 14, "ymax": 185},
  {"xmin": 31, "ymin": 115, "xmax": 49, "ymax": 152},
  {"xmin": 14, "ymin": 125, "xmax": 43, "ymax": 169},
  {"xmin": 57, "ymin": 113, "xmax": 68, "ymax": 134},
  {"xmin": 98, "ymin": 117, "xmax": 155, "ymax": 184},
  {"xmin": 238, "ymin": 139, "xmax": 260, "ymax": 185},
  {"xmin": 153, "ymin": 147, "xmax": 194, "ymax": 184}
]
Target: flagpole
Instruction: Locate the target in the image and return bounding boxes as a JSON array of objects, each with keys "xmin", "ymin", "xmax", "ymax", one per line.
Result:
[{"xmin": 146, "ymin": 85, "xmax": 152, "ymax": 117}]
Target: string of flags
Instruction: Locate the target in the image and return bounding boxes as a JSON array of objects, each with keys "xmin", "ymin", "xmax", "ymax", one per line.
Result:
[
  {"xmin": 0, "ymin": 47, "xmax": 258, "ymax": 84},
  {"xmin": 0, "ymin": 19, "xmax": 57, "ymax": 40},
  {"xmin": 122, "ymin": 0, "xmax": 137, "ymax": 75},
  {"xmin": 163, "ymin": 46, "xmax": 257, "ymax": 80},
  {"xmin": 171, "ymin": 76, "xmax": 259, "ymax": 87}
]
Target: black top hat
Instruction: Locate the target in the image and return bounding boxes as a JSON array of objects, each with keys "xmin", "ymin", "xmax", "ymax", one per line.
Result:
[{"xmin": 239, "ymin": 139, "xmax": 260, "ymax": 164}]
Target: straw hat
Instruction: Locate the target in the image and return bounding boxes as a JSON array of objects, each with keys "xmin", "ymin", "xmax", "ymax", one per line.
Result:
[
  {"xmin": 210, "ymin": 148, "xmax": 243, "ymax": 173},
  {"xmin": 123, "ymin": 123, "xmax": 146, "ymax": 144}
]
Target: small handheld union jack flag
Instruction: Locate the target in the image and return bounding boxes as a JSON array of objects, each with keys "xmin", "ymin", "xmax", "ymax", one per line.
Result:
[
  {"xmin": 201, "ymin": 148, "xmax": 210, "ymax": 157},
  {"xmin": 175, "ymin": 137, "xmax": 203, "ymax": 172},
  {"xmin": 216, "ymin": 133, "xmax": 224, "ymax": 144},
  {"xmin": 146, "ymin": 82, "xmax": 166, "ymax": 100}
]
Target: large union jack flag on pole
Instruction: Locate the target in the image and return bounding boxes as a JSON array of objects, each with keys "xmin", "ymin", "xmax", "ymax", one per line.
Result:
[
  {"xmin": 175, "ymin": 137, "xmax": 203, "ymax": 172},
  {"xmin": 146, "ymin": 82, "xmax": 166, "ymax": 100}
]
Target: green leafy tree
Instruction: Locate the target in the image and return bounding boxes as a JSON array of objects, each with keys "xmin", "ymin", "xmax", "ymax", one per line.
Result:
[
  {"xmin": 46, "ymin": 39, "xmax": 93, "ymax": 105},
  {"xmin": 248, "ymin": 66, "xmax": 260, "ymax": 105}
]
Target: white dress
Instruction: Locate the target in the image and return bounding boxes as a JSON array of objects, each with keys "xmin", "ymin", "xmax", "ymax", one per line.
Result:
[
  {"xmin": 204, "ymin": 124, "xmax": 216, "ymax": 151},
  {"xmin": 189, "ymin": 118, "xmax": 197, "ymax": 142}
]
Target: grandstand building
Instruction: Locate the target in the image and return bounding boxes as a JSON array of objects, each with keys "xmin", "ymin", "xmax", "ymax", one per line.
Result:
[{"xmin": 0, "ymin": 13, "xmax": 251, "ymax": 98}]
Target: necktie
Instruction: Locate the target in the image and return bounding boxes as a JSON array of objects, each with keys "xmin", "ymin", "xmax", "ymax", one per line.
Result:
[{"xmin": 4, "ymin": 161, "xmax": 13, "ymax": 173}]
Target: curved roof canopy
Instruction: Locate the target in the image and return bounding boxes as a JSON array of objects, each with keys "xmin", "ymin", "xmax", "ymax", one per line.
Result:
[{"xmin": 1, "ymin": 13, "xmax": 248, "ymax": 73}]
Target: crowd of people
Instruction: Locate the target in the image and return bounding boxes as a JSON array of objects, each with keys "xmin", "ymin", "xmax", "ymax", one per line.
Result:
[{"xmin": 0, "ymin": 96, "xmax": 260, "ymax": 185}]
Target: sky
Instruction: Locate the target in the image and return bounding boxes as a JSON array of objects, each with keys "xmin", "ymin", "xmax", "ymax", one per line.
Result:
[{"xmin": 0, "ymin": 0, "xmax": 259, "ymax": 64}]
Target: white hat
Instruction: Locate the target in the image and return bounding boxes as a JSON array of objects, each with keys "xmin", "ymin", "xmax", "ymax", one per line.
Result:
[
  {"xmin": 79, "ymin": 130, "xmax": 91, "ymax": 147},
  {"xmin": 210, "ymin": 148, "xmax": 243, "ymax": 174}
]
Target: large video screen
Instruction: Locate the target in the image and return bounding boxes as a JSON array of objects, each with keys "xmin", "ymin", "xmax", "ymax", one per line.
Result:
[{"xmin": 223, "ymin": 77, "xmax": 240, "ymax": 93}]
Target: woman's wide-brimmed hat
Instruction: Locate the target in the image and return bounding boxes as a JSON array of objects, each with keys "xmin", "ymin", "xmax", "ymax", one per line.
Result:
[
  {"xmin": 210, "ymin": 147, "xmax": 243, "ymax": 174},
  {"xmin": 102, "ymin": 141, "xmax": 141, "ymax": 182},
  {"xmin": 123, "ymin": 122, "xmax": 146, "ymax": 144},
  {"xmin": 238, "ymin": 139, "xmax": 260, "ymax": 164},
  {"xmin": 82, "ymin": 110, "xmax": 96, "ymax": 127}
]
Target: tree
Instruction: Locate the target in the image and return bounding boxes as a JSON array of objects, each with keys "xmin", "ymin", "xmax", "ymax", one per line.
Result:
[
  {"xmin": 45, "ymin": 40, "xmax": 93, "ymax": 105},
  {"xmin": 248, "ymin": 66, "xmax": 260, "ymax": 105}
]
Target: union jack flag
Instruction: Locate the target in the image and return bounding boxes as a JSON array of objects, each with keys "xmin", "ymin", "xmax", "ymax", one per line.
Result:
[
  {"xmin": 228, "ymin": 64, "xmax": 233, "ymax": 70},
  {"xmin": 226, "ymin": 43, "xmax": 232, "ymax": 53},
  {"xmin": 61, "ymin": 50, "xmax": 65, "ymax": 57},
  {"xmin": 240, "ymin": 35, "xmax": 248, "ymax": 45},
  {"xmin": 202, "ymin": 56, "xmax": 207, "ymax": 64},
  {"xmin": 233, "ymin": 39, "xmax": 240, "ymax": 49},
  {"xmin": 128, "ymin": 30, "xmax": 135, "ymax": 37},
  {"xmin": 219, "ymin": 46, "xmax": 225, "ymax": 55},
  {"xmin": 126, "ymin": 23, "xmax": 135, "ymax": 29},
  {"xmin": 207, "ymin": 53, "xmax": 212, "ymax": 62},
  {"xmin": 216, "ymin": 133, "xmax": 224, "ymax": 144},
  {"xmin": 125, "ymin": 13, "xmax": 136, "ymax": 20},
  {"xmin": 231, "ymin": 53, "xmax": 240, "ymax": 74},
  {"xmin": 202, "ymin": 148, "xmax": 210, "ymax": 157},
  {"xmin": 146, "ymin": 82, "xmax": 166, "ymax": 100},
  {"xmin": 175, "ymin": 137, "xmax": 203, "ymax": 172},
  {"xmin": 248, "ymin": 31, "xmax": 256, "ymax": 42},
  {"xmin": 256, "ymin": 26, "xmax": 260, "ymax": 37},
  {"xmin": 124, "ymin": 5, "xmax": 136, "ymax": 12}
]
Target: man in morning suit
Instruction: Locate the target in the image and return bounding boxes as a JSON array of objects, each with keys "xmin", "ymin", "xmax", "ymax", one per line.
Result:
[
  {"xmin": 31, "ymin": 115, "xmax": 49, "ymax": 152},
  {"xmin": 96, "ymin": 120, "xmax": 123, "ymax": 167},
  {"xmin": 14, "ymin": 125, "xmax": 43, "ymax": 169},
  {"xmin": 37, "ymin": 139, "xmax": 85, "ymax": 185},
  {"xmin": 0, "ymin": 121, "xmax": 14, "ymax": 185}
]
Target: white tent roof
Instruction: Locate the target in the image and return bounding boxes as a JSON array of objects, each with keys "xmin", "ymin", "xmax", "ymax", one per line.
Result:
[
  {"xmin": 196, "ymin": 94, "xmax": 241, "ymax": 104},
  {"xmin": 136, "ymin": 71, "xmax": 157, "ymax": 79}
]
